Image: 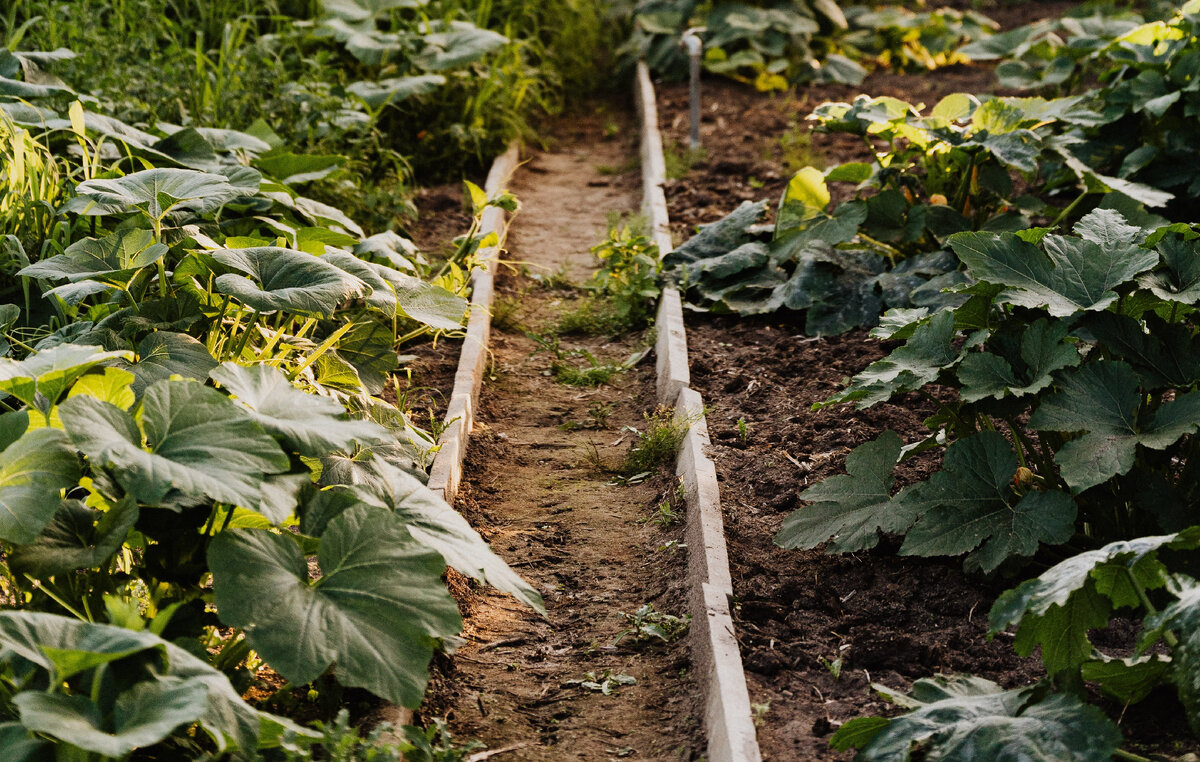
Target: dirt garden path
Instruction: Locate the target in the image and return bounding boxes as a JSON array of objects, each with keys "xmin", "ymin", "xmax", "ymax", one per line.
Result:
[{"xmin": 423, "ymin": 109, "xmax": 702, "ymax": 760}]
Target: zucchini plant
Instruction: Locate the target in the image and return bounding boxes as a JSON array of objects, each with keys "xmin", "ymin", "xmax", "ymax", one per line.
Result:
[
  {"xmin": 779, "ymin": 208, "xmax": 1200, "ymax": 569},
  {"xmin": 665, "ymin": 92, "xmax": 1165, "ymax": 333}
]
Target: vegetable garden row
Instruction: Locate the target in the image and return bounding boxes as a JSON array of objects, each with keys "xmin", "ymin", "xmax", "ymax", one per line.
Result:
[{"xmin": 4, "ymin": 0, "xmax": 1200, "ymax": 759}]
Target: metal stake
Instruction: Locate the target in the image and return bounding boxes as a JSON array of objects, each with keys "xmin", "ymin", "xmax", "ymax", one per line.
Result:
[{"xmin": 681, "ymin": 27, "xmax": 705, "ymax": 151}]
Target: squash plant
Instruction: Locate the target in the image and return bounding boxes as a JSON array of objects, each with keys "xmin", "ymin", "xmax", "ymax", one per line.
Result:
[
  {"xmin": 778, "ymin": 208, "xmax": 1200, "ymax": 568},
  {"xmin": 664, "ymin": 92, "xmax": 1165, "ymax": 332}
]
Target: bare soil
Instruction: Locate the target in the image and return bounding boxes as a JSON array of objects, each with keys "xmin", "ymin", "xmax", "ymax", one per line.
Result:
[{"xmin": 421, "ymin": 106, "xmax": 704, "ymax": 760}]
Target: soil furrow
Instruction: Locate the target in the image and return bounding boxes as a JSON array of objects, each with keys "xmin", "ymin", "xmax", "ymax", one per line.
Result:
[{"xmin": 424, "ymin": 109, "xmax": 702, "ymax": 760}]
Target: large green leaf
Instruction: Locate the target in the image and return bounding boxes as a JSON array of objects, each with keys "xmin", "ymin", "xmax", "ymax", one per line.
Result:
[
  {"xmin": 898, "ymin": 432, "xmax": 1076, "ymax": 573},
  {"xmin": 822, "ymin": 310, "xmax": 964, "ymax": 408},
  {"xmin": 322, "ymin": 252, "xmax": 466, "ymax": 329},
  {"xmin": 991, "ymin": 531, "xmax": 1194, "ymax": 675},
  {"xmin": 17, "ymin": 229, "xmax": 167, "ymax": 286},
  {"xmin": 956, "ymin": 319, "xmax": 1080, "ymax": 402},
  {"xmin": 414, "ymin": 23, "xmax": 508, "ymax": 71},
  {"xmin": 64, "ymin": 168, "xmax": 247, "ymax": 220},
  {"xmin": 1084, "ymin": 312, "xmax": 1200, "ymax": 389},
  {"xmin": 1029, "ymin": 361, "xmax": 1200, "ymax": 491},
  {"xmin": 208, "ymin": 505, "xmax": 461, "ymax": 707},
  {"xmin": 332, "ymin": 318, "xmax": 397, "ymax": 395},
  {"xmin": 124, "ymin": 332, "xmax": 218, "ymax": 396},
  {"xmin": 949, "ymin": 210, "xmax": 1158, "ymax": 317},
  {"xmin": 253, "ymin": 152, "xmax": 343, "ymax": 185},
  {"xmin": 0, "ymin": 612, "xmax": 312, "ymax": 751},
  {"xmin": 0, "ymin": 418, "xmax": 81, "ymax": 545},
  {"xmin": 1140, "ymin": 235, "xmax": 1200, "ymax": 304},
  {"xmin": 59, "ymin": 379, "xmax": 288, "ymax": 507},
  {"xmin": 0, "ymin": 344, "xmax": 131, "ymax": 406},
  {"xmin": 776, "ymin": 432, "xmax": 919, "ymax": 552},
  {"xmin": 16, "ymin": 679, "xmax": 208, "ymax": 757},
  {"xmin": 212, "ymin": 247, "xmax": 368, "ymax": 317},
  {"xmin": 209, "ymin": 362, "xmax": 388, "ymax": 456},
  {"xmin": 9, "ymin": 497, "xmax": 139, "ymax": 577},
  {"xmin": 833, "ymin": 675, "xmax": 1121, "ymax": 761},
  {"xmin": 350, "ymin": 461, "xmax": 544, "ymax": 613},
  {"xmin": 345, "ymin": 75, "xmax": 447, "ymax": 108}
]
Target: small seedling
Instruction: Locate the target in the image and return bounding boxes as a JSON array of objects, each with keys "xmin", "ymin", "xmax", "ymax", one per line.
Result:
[
  {"xmin": 819, "ymin": 655, "xmax": 843, "ymax": 681},
  {"xmin": 751, "ymin": 702, "xmax": 771, "ymax": 728},
  {"xmin": 736, "ymin": 417, "xmax": 750, "ymax": 444},
  {"xmin": 614, "ymin": 604, "xmax": 690, "ymax": 646},
  {"xmin": 657, "ymin": 539, "xmax": 686, "ymax": 554},
  {"xmin": 641, "ymin": 501, "xmax": 680, "ymax": 528},
  {"xmin": 569, "ymin": 670, "xmax": 637, "ymax": 695}
]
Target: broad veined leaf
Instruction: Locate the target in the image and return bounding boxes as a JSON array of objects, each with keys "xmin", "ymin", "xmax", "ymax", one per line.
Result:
[
  {"xmin": 822, "ymin": 310, "xmax": 964, "ymax": 408},
  {"xmin": 0, "ymin": 611, "xmax": 312, "ymax": 751},
  {"xmin": 990, "ymin": 531, "xmax": 1194, "ymax": 675},
  {"xmin": 210, "ymin": 362, "xmax": 388, "ymax": 456},
  {"xmin": 776, "ymin": 431, "xmax": 919, "ymax": 552},
  {"xmin": 124, "ymin": 332, "xmax": 218, "ymax": 396},
  {"xmin": 208, "ymin": 505, "xmax": 461, "ymax": 707},
  {"xmin": 0, "ymin": 344, "xmax": 131, "ymax": 406},
  {"xmin": 1140, "ymin": 235, "xmax": 1200, "ymax": 304},
  {"xmin": 346, "ymin": 74, "xmax": 447, "ymax": 107},
  {"xmin": 59, "ymin": 379, "xmax": 288, "ymax": 507},
  {"xmin": 1029, "ymin": 361, "xmax": 1200, "ymax": 490},
  {"xmin": 253, "ymin": 152, "xmax": 343, "ymax": 185},
  {"xmin": 9, "ymin": 496, "xmax": 138, "ymax": 577},
  {"xmin": 665, "ymin": 200, "xmax": 766, "ymax": 264},
  {"xmin": 0, "ymin": 417, "xmax": 81, "ymax": 545},
  {"xmin": 898, "ymin": 432, "xmax": 1076, "ymax": 573},
  {"xmin": 17, "ymin": 229, "xmax": 167, "ymax": 286},
  {"xmin": 949, "ymin": 211, "xmax": 1158, "ymax": 317},
  {"xmin": 332, "ymin": 318, "xmax": 397, "ymax": 395},
  {"xmin": 1084, "ymin": 312, "xmax": 1200, "ymax": 388},
  {"xmin": 321, "ymin": 0, "xmax": 428, "ymax": 24},
  {"xmin": 64, "ymin": 168, "xmax": 246, "ymax": 220},
  {"xmin": 350, "ymin": 460, "xmax": 544, "ymax": 614},
  {"xmin": 957, "ymin": 318, "xmax": 1080, "ymax": 402},
  {"xmin": 16, "ymin": 678, "xmax": 208, "ymax": 757},
  {"xmin": 1080, "ymin": 654, "xmax": 1173, "ymax": 704},
  {"xmin": 833, "ymin": 675, "xmax": 1121, "ymax": 761},
  {"xmin": 211, "ymin": 246, "xmax": 368, "ymax": 317},
  {"xmin": 414, "ymin": 22, "xmax": 508, "ymax": 71}
]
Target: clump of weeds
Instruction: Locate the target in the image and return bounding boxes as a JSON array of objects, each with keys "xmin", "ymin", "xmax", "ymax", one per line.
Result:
[
  {"xmin": 568, "ymin": 670, "xmax": 637, "ymax": 696},
  {"xmin": 527, "ymin": 331, "xmax": 647, "ymax": 388},
  {"xmin": 559, "ymin": 401, "xmax": 615, "ymax": 431},
  {"xmin": 621, "ymin": 406, "xmax": 701, "ymax": 475},
  {"xmin": 614, "ymin": 604, "xmax": 690, "ymax": 646},
  {"xmin": 556, "ymin": 214, "xmax": 661, "ymax": 337}
]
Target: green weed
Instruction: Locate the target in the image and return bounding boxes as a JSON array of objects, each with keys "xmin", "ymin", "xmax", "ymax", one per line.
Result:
[
  {"xmin": 664, "ymin": 139, "xmax": 705, "ymax": 180},
  {"xmin": 621, "ymin": 406, "xmax": 699, "ymax": 475},
  {"xmin": 558, "ymin": 218, "xmax": 661, "ymax": 336},
  {"xmin": 614, "ymin": 604, "xmax": 690, "ymax": 646}
]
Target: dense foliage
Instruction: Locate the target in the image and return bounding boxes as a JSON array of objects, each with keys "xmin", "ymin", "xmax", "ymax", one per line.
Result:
[{"xmin": 0, "ymin": 3, "xmax": 549, "ymax": 757}]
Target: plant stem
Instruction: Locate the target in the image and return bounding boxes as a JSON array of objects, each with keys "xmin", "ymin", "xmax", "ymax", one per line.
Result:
[
  {"xmin": 1051, "ymin": 190, "xmax": 1088, "ymax": 229},
  {"xmin": 1127, "ymin": 566, "xmax": 1179, "ymax": 648},
  {"xmin": 1114, "ymin": 750, "xmax": 1154, "ymax": 762}
]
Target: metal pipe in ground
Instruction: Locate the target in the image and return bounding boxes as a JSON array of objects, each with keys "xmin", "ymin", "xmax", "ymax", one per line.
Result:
[{"xmin": 681, "ymin": 28, "xmax": 704, "ymax": 151}]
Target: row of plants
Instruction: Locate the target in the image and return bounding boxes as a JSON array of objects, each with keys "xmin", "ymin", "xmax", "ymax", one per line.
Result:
[
  {"xmin": 0, "ymin": 3, "xmax": 556, "ymax": 758},
  {"xmin": 623, "ymin": 0, "xmax": 1002, "ymax": 90},
  {"xmin": 659, "ymin": 1, "xmax": 1200, "ymax": 758},
  {"xmin": 2, "ymin": 0, "xmax": 616, "ymax": 232},
  {"xmin": 643, "ymin": 0, "xmax": 1200, "ymax": 758}
]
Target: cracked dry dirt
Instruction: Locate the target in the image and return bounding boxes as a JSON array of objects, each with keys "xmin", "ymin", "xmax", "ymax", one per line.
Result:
[{"xmin": 423, "ymin": 109, "xmax": 702, "ymax": 760}]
